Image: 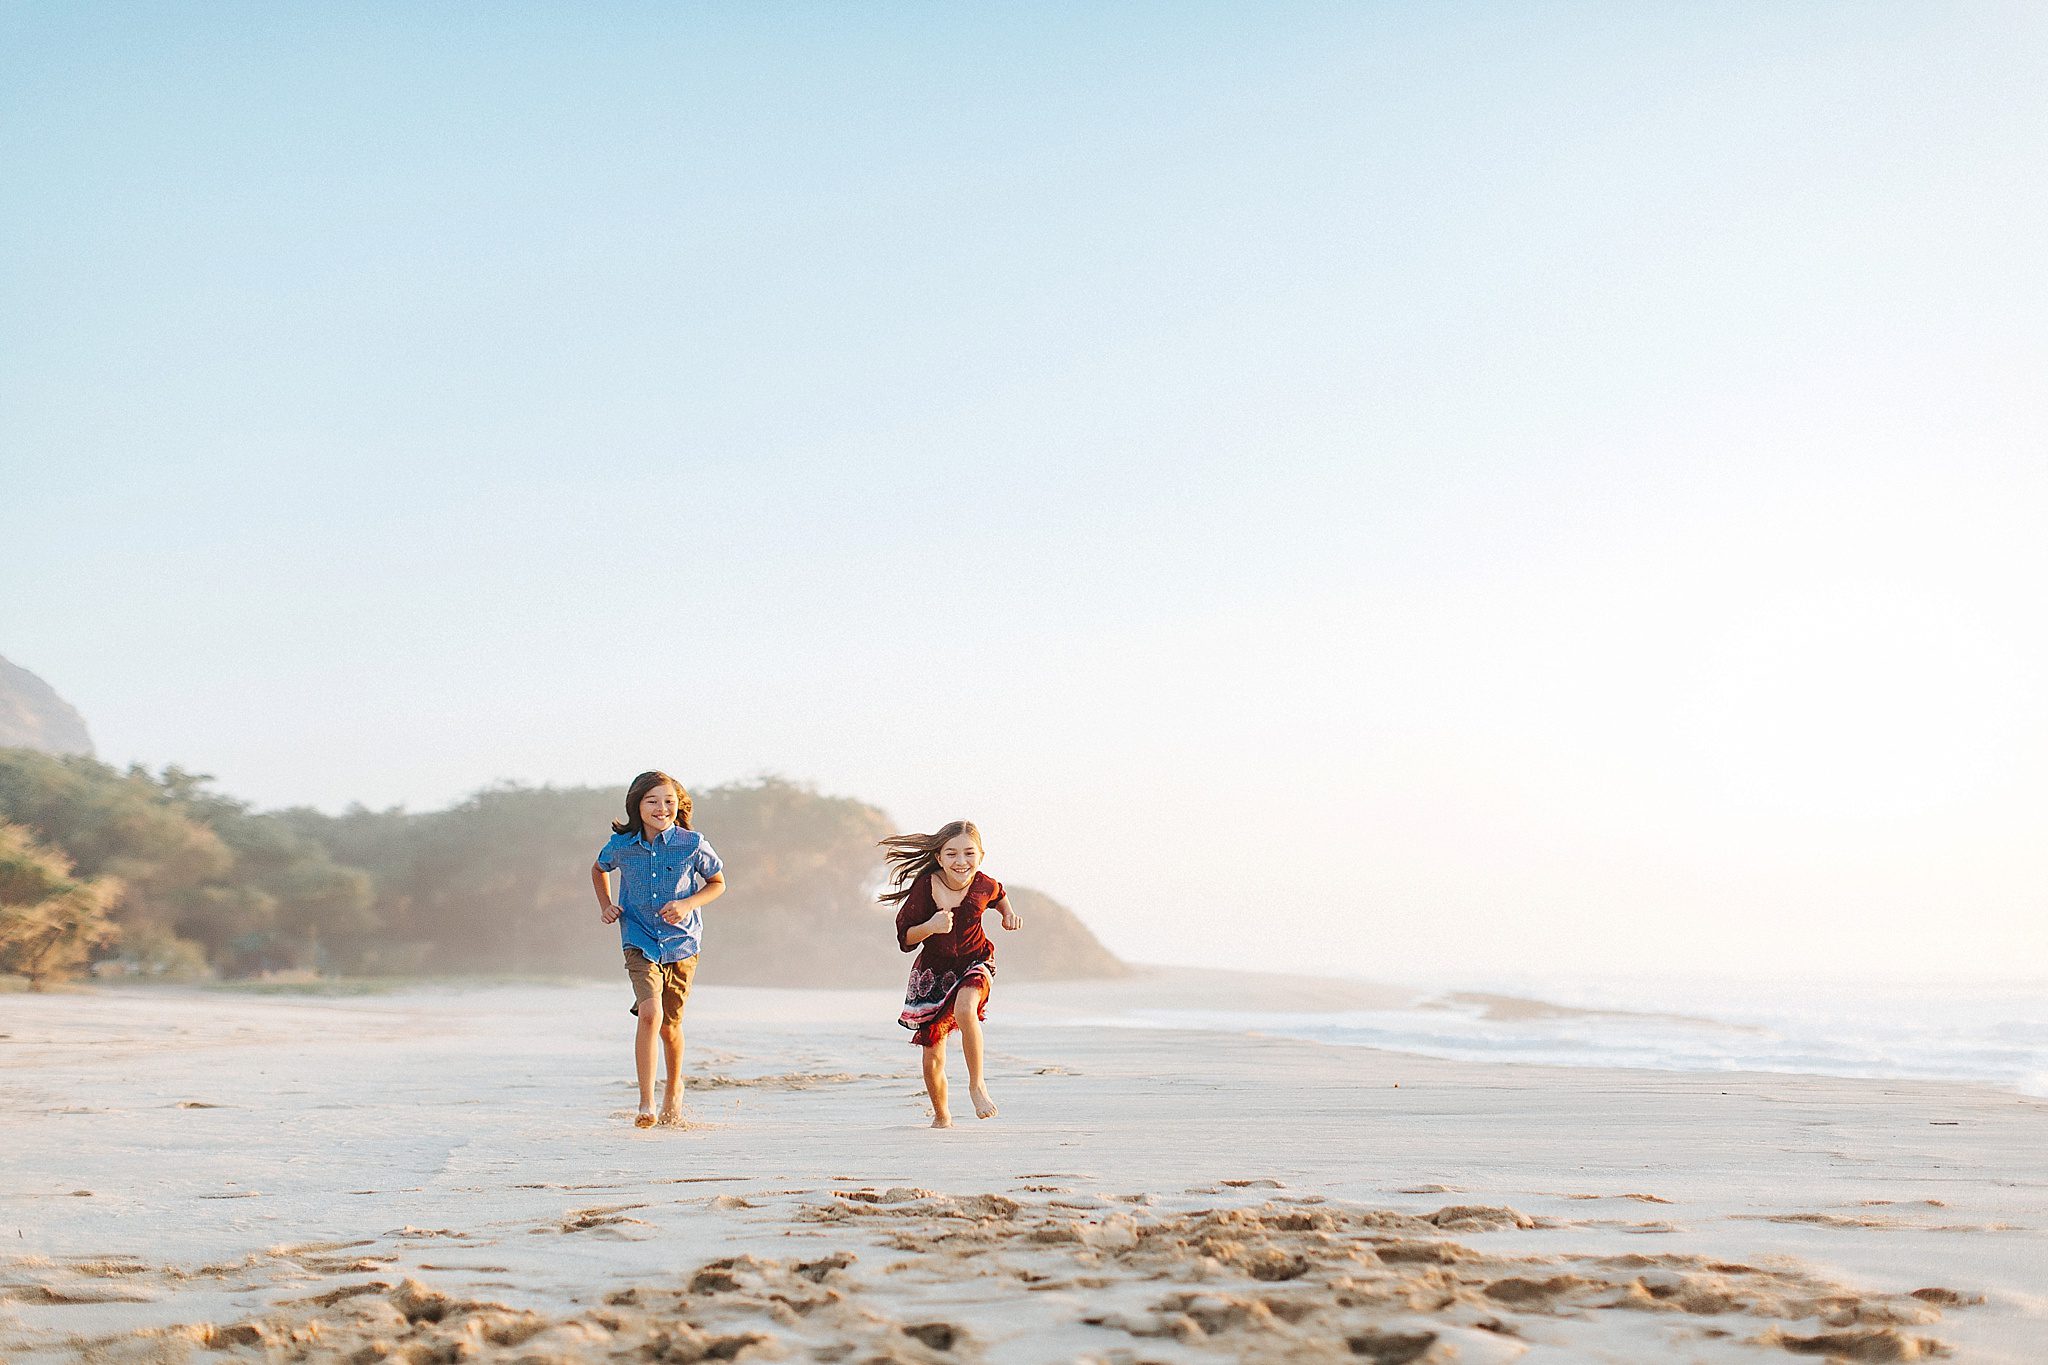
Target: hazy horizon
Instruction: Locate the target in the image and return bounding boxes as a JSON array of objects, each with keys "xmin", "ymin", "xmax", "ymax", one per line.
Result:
[{"xmin": 6, "ymin": 3, "xmax": 2045, "ymax": 984}]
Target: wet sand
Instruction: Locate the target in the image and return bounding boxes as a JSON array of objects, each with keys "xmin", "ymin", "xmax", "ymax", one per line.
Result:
[{"xmin": 3, "ymin": 974, "xmax": 2044, "ymax": 1362}]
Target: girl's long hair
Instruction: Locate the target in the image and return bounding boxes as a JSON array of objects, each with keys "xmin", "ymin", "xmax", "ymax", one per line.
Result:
[
  {"xmin": 877, "ymin": 820, "xmax": 981, "ymax": 907},
  {"xmin": 612, "ymin": 771, "xmax": 693, "ymax": 839}
]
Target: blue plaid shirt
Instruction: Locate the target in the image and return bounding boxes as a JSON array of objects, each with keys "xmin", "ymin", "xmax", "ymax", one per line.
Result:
[{"xmin": 595, "ymin": 826, "xmax": 723, "ymax": 964}]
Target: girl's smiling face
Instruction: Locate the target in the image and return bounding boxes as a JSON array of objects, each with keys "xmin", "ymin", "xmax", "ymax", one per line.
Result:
[
  {"xmin": 938, "ymin": 832, "xmax": 983, "ymax": 883},
  {"xmin": 639, "ymin": 784, "xmax": 680, "ymax": 836}
]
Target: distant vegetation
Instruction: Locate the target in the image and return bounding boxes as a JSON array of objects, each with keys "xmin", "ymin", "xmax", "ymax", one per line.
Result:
[{"xmin": 0, "ymin": 748, "xmax": 1124, "ymax": 988}]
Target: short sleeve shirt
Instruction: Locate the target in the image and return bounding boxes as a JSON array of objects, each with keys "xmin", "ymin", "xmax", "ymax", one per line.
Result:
[{"xmin": 595, "ymin": 825, "xmax": 723, "ymax": 964}]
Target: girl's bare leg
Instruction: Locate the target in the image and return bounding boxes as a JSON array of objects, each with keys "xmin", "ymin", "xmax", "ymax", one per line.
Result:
[
  {"xmin": 955, "ymin": 984, "xmax": 998, "ymax": 1119},
  {"xmin": 922, "ymin": 1041, "xmax": 951, "ymax": 1128},
  {"xmin": 633, "ymin": 1007, "xmax": 659, "ymax": 1125},
  {"xmin": 658, "ymin": 1014, "xmax": 684, "ymax": 1125}
]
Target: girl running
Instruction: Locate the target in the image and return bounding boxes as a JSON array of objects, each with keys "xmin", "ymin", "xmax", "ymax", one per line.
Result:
[{"xmin": 883, "ymin": 820, "xmax": 1021, "ymax": 1128}]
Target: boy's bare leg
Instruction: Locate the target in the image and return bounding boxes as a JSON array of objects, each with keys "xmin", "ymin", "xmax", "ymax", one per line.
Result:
[
  {"xmin": 956, "ymin": 985, "xmax": 997, "ymax": 1119},
  {"xmin": 658, "ymin": 1013, "xmax": 684, "ymax": 1125},
  {"xmin": 633, "ymin": 1007, "xmax": 659, "ymax": 1125},
  {"xmin": 922, "ymin": 1042, "xmax": 951, "ymax": 1128}
]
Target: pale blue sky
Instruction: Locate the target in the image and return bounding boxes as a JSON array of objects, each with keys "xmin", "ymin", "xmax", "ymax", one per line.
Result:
[{"xmin": 5, "ymin": 3, "xmax": 2045, "ymax": 979}]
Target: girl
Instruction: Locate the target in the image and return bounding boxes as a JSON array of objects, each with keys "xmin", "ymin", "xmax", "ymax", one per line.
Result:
[
  {"xmin": 590, "ymin": 771, "xmax": 726, "ymax": 1129},
  {"xmin": 883, "ymin": 820, "xmax": 1021, "ymax": 1128}
]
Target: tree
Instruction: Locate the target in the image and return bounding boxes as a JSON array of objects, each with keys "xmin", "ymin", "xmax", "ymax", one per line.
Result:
[
  {"xmin": 153, "ymin": 779, "xmax": 376, "ymax": 974},
  {"xmin": 0, "ymin": 749, "xmax": 372, "ymax": 976},
  {"xmin": 0, "ymin": 749, "xmax": 230, "ymax": 965},
  {"xmin": 0, "ymin": 822, "xmax": 118, "ymax": 988}
]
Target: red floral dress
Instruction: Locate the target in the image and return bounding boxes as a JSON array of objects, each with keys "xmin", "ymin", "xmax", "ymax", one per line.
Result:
[{"xmin": 895, "ymin": 871, "xmax": 1007, "ymax": 1047}]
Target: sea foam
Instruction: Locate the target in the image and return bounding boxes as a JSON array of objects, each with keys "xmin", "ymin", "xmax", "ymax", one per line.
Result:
[{"xmin": 1071, "ymin": 974, "xmax": 2048, "ymax": 1096}]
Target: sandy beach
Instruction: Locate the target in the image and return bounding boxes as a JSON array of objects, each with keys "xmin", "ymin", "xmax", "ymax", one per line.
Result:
[{"xmin": 4, "ymin": 972, "xmax": 2045, "ymax": 1363}]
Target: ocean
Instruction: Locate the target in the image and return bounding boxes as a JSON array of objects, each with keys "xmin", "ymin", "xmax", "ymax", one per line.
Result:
[{"xmin": 1079, "ymin": 973, "xmax": 2048, "ymax": 1097}]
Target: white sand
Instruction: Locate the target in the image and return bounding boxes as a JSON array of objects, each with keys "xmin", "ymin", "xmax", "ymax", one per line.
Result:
[{"xmin": 2, "ymin": 972, "xmax": 2044, "ymax": 1362}]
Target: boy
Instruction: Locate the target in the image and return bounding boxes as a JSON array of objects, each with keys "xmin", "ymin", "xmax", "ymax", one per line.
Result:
[{"xmin": 591, "ymin": 771, "xmax": 725, "ymax": 1127}]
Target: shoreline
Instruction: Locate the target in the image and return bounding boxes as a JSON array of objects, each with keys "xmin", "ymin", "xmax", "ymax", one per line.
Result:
[
  {"xmin": 21, "ymin": 961, "xmax": 2048, "ymax": 1106},
  {"xmin": 4, "ymin": 976, "xmax": 2045, "ymax": 1360}
]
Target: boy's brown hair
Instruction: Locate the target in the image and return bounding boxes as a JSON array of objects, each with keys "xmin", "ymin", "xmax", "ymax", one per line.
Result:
[{"xmin": 612, "ymin": 770, "xmax": 693, "ymax": 839}]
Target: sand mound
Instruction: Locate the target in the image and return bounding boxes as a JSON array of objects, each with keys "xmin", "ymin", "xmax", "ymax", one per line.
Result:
[
  {"xmin": 43, "ymin": 1191, "xmax": 1978, "ymax": 1364},
  {"xmin": 689, "ymin": 1071, "xmax": 883, "ymax": 1090}
]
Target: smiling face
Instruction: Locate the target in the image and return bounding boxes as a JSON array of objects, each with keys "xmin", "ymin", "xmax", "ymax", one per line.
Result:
[
  {"xmin": 937, "ymin": 831, "xmax": 983, "ymax": 884},
  {"xmin": 638, "ymin": 783, "xmax": 681, "ymax": 836}
]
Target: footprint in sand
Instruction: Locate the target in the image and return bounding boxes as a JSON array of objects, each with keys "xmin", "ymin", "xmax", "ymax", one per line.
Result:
[
  {"xmin": 558, "ymin": 1203, "xmax": 649, "ymax": 1230},
  {"xmin": 1741, "ymin": 1210, "xmax": 2007, "ymax": 1233},
  {"xmin": 1910, "ymin": 1287, "xmax": 1985, "ymax": 1306},
  {"xmin": 1756, "ymin": 1326, "xmax": 1952, "ymax": 1360},
  {"xmin": 900, "ymin": 1321, "xmax": 968, "ymax": 1351},
  {"xmin": 1427, "ymin": 1205, "xmax": 1540, "ymax": 1231},
  {"xmin": 64, "ymin": 1258, "xmax": 150, "ymax": 1278},
  {"xmin": 10, "ymin": 1284, "xmax": 161, "ymax": 1305}
]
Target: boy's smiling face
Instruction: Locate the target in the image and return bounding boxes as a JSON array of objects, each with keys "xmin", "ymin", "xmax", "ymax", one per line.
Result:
[{"xmin": 639, "ymin": 784, "xmax": 680, "ymax": 836}]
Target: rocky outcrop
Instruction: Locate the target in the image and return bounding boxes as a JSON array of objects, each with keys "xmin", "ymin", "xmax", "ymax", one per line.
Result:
[{"xmin": 0, "ymin": 656, "xmax": 93, "ymax": 756}]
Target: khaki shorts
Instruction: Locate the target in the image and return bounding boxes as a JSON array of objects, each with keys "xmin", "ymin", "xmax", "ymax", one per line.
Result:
[{"xmin": 625, "ymin": 947, "xmax": 697, "ymax": 1025}]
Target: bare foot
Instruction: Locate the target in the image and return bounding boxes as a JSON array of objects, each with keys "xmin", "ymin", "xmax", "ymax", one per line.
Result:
[
  {"xmin": 634, "ymin": 1110, "xmax": 656, "ymax": 1129},
  {"xmin": 931, "ymin": 1112, "xmax": 953, "ymax": 1129},
  {"xmin": 659, "ymin": 1084, "xmax": 682, "ymax": 1127},
  {"xmin": 658, "ymin": 1105, "xmax": 682, "ymax": 1127},
  {"xmin": 971, "ymin": 1086, "xmax": 999, "ymax": 1120}
]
